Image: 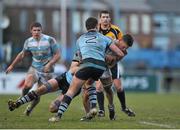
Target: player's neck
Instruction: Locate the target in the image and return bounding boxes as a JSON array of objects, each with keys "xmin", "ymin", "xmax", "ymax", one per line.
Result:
[
  {"xmin": 88, "ymin": 28, "xmax": 97, "ymax": 32},
  {"xmin": 101, "ymin": 24, "xmax": 110, "ymax": 30}
]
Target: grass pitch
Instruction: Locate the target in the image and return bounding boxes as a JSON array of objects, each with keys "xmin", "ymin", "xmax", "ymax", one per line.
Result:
[{"xmin": 0, "ymin": 92, "xmax": 179, "ymax": 129}]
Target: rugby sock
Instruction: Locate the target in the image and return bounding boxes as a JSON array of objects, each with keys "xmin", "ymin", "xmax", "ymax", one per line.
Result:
[
  {"xmin": 16, "ymin": 91, "xmax": 38, "ymax": 107},
  {"xmin": 117, "ymin": 90, "xmax": 126, "ymax": 110},
  {"xmin": 57, "ymin": 95, "xmax": 72, "ymax": 118},
  {"xmin": 97, "ymin": 91, "xmax": 104, "ymax": 111},
  {"xmin": 87, "ymin": 86, "xmax": 97, "ymax": 108},
  {"xmin": 22, "ymin": 87, "xmax": 31, "ymax": 96}
]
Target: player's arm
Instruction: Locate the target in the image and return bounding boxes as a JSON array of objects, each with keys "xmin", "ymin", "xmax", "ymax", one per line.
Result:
[
  {"xmin": 46, "ymin": 51, "xmax": 60, "ymax": 68},
  {"xmin": 109, "ymin": 43, "xmax": 125, "ymax": 58},
  {"xmin": 44, "ymin": 38, "xmax": 60, "ymax": 72},
  {"xmin": 6, "ymin": 51, "xmax": 28, "ymax": 74},
  {"xmin": 105, "ymin": 49, "xmax": 127, "ymax": 68}
]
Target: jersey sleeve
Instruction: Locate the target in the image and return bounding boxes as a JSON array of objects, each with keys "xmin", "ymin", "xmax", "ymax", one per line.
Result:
[
  {"xmin": 105, "ymin": 36, "xmax": 113, "ymax": 47},
  {"xmin": 73, "ymin": 38, "xmax": 81, "ymax": 62},
  {"xmin": 22, "ymin": 39, "xmax": 29, "ymax": 52},
  {"xmin": 116, "ymin": 27, "xmax": 123, "ymax": 40},
  {"xmin": 49, "ymin": 37, "xmax": 59, "ymax": 54},
  {"xmin": 75, "ymin": 38, "xmax": 80, "ymax": 52}
]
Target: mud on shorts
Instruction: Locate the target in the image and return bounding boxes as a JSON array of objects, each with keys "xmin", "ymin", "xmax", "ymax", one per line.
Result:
[
  {"xmin": 27, "ymin": 66, "xmax": 53, "ymax": 85},
  {"xmin": 100, "ymin": 68, "xmax": 113, "ymax": 88}
]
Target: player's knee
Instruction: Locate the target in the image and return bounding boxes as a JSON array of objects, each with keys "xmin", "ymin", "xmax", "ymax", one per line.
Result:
[
  {"xmin": 104, "ymin": 85, "xmax": 112, "ymax": 93},
  {"xmin": 24, "ymin": 82, "xmax": 32, "ymax": 89},
  {"xmin": 96, "ymin": 83, "xmax": 103, "ymax": 92},
  {"xmin": 116, "ymin": 87, "xmax": 123, "ymax": 92}
]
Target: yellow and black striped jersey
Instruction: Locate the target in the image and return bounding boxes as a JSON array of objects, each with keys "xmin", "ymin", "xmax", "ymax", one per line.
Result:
[{"xmin": 99, "ymin": 24, "xmax": 123, "ymax": 40}]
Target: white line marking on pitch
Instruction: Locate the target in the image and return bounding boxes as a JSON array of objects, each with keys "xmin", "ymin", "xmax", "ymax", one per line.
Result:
[{"xmin": 139, "ymin": 121, "xmax": 175, "ymax": 128}]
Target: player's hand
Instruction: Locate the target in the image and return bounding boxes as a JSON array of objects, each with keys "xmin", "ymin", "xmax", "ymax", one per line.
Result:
[
  {"xmin": 105, "ymin": 55, "xmax": 117, "ymax": 67},
  {"xmin": 43, "ymin": 63, "xmax": 51, "ymax": 73},
  {"xmin": 116, "ymin": 49, "xmax": 127, "ymax": 61},
  {"xmin": 122, "ymin": 49, "xmax": 127, "ymax": 55},
  {"xmin": 5, "ymin": 65, "xmax": 14, "ymax": 74}
]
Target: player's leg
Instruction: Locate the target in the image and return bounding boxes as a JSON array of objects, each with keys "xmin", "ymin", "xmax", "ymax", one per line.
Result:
[
  {"xmin": 49, "ymin": 67, "xmax": 104, "ymax": 122},
  {"xmin": 8, "ymin": 72, "xmax": 36, "ymax": 112},
  {"xmin": 81, "ymin": 87, "xmax": 91, "ymax": 121},
  {"xmin": 81, "ymin": 82, "xmax": 97, "ymax": 121},
  {"xmin": 21, "ymin": 67, "xmax": 38, "ymax": 97},
  {"xmin": 82, "ymin": 87, "xmax": 90, "ymax": 114},
  {"xmin": 24, "ymin": 72, "xmax": 55, "ymax": 116},
  {"xmin": 8, "ymin": 78, "xmax": 59, "ymax": 111},
  {"xmin": 49, "ymin": 81, "xmax": 82, "ymax": 113},
  {"xmin": 113, "ymin": 79, "xmax": 135, "ymax": 116},
  {"xmin": 96, "ymin": 80, "xmax": 105, "ymax": 117},
  {"xmin": 21, "ymin": 74, "xmax": 36, "ymax": 96},
  {"xmin": 24, "ymin": 83, "xmax": 41, "ymax": 116},
  {"xmin": 111, "ymin": 64, "xmax": 135, "ymax": 117},
  {"xmin": 100, "ymin": 76, "xmax": 115, "ymax": 120},
  {"xmin": 49, "ymin": 75, "xmax": 86, "ymax": 122}
]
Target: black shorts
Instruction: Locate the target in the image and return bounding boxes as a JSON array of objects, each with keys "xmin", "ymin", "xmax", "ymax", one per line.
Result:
[
  {"xmin": 110, "ymin": 64, "xmax": 121, "ymax": 79},
  {"xmin": 55, "ymin": 72, "xmax": 70, "ymax": 94},
  {"xmin": 55, "ymin": 72, "xmax": 81, "ymax": 96},
  {"xmin": 75, "ymin": 67, "xmax": 104, "ymax": 81}
]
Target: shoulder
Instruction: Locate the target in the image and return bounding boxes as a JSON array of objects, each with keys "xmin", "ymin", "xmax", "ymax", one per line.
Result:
[
  {"xmin": 25, "ymin": 37, "xmax": 33, "ymax": 44},
  {"xmin": 98, "ymin": 32, "xmax": 112, "ymax": 43},
  {"xmin": 42, "ymin": 34, "xmax": 54, "ymax": 40},
  {"xmin": 42, "ymin": 34, "xmax": 56, "ymax": 43},
  {"xmin": 97, "ymin": 32, "xmax": 108, "ymax": 38},
  {"xmin": 111, "ymin": 24, "xmax": 122, "ymax": 33}
]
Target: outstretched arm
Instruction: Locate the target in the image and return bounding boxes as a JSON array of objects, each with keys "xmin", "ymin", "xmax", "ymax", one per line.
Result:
[{"xmin": 6, "ymin": 51, "xmax": 26, "ymax": 74}]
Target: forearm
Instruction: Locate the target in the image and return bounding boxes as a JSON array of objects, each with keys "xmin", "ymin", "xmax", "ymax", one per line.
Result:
[
  {"xmin": 48, "ymin": 52, "xmax": 60, "ymax": 66},
  {"xmin": 10, "ymin": 52, "xmax": 24, "ymax": 67},
  {"xmin": 112, "ymin": 46, "xmax": 124, "ymax": 58}
]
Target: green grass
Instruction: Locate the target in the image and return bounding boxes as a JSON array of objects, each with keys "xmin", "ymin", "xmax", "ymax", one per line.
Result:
[{"xmin": 0, "ymin": 92, "xmax": 180, "ymax": 129}]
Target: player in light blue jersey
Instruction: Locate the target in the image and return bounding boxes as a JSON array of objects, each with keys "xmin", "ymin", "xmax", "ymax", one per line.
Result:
[
  {"xmin": 7, "ymin": 61, "xmax": 82, "ymax": 113},
  {"xmin": 48, "ymin": 17, "xmax": 125, "ymax": 122},
  {"xmin": 6, "ymin": 22, "xmax": 60, "ymax": 116}
]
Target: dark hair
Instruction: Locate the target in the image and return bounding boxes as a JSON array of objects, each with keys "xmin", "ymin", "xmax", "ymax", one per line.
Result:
[
  {"xmin": 99, "ymin": 10, "xmax": 110, "ymax": 17},
  {"xmin": 85, "ymin": 17, "xmax": 98, "ymax": 30},
  {"xmin": 122, "ymin": 34, "xmax": 134, "ymax": 47},
  {"xmin": 30, "ymin": 22, "xmax": 42, "ymax": 30}
]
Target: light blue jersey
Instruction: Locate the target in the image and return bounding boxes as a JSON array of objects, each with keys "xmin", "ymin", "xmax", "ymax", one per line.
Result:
[
  {"xmin": 65, "ymin": 70, "xmax": 73, "ymax": 84},
  {"xmin": 23, "ymin": 34, "xmax": 59, "ymax": 71},
  {"xmin": 76, "ymin": 31, "xmax": 112, "ymax": 62}
]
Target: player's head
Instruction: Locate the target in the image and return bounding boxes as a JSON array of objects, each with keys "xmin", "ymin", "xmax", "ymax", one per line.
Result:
[
  {"xmin": 85, "ymin": 17, "xmax": 98, "ymax": 31},
  {"xmin": 122, "ymin": 34, "xmax": 134, "ymax": 47},
  {"xmin": 30, "ymin": 22, "xmax": 42, "ymax": 39},
  {"xmin": 99, "ymin": 10, "xmax": 111, "ymax": 25},
  {"xmin": 117, "ymin": 34, "xmax": 134, "ymax": 50}
]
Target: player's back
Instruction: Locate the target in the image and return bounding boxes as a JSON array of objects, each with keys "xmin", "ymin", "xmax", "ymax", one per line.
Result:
[{"xmin": 77, "ymin": 31, "xmax": 112, "ymax": 61}]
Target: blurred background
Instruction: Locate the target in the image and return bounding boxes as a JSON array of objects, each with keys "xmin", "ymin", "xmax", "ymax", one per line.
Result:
[{"xmin": 0, "ymin": 0, "xmax": 180, "ymax": 94}]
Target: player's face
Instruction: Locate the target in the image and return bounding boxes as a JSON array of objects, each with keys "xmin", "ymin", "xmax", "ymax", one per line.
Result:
[
  {"xmin": 99, "ymin": 13, "xmax": 111, "ymax": 26},
  {"xmin": 31, "ymin": 27, "xmax": 42, "ymax": 39},
  {"xmin": 118, "ymin": 40, "xmax": 129, "ymax": 51}
]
